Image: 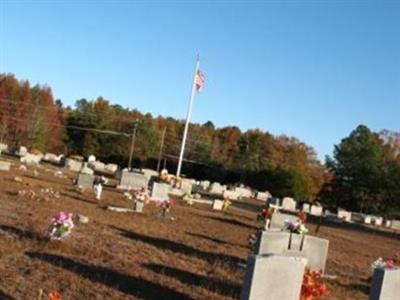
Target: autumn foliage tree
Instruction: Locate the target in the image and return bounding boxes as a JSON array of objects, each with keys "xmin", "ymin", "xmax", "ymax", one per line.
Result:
[{"xmin": 0, "ymin": 73, "xmax": 63, "ymax": 152}]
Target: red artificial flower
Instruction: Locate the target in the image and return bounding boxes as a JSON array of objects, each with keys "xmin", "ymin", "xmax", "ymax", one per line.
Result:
[{"xmin": 48, "ymin": 291, "xmax": 61, "ymax": 300}]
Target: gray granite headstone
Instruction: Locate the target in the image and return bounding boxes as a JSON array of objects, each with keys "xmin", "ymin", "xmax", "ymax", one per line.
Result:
[
  {"xmin": 370, "ymin": 267, "xmax": 400, "ymax": 300},
  {"xmin": 240, "ymin": 254, "xmax": 307, "ymax": 300},
  {"xmin": 0, "ymin": 160, "xmax": 11, "ymax": 171},
  {"xmin": 257, "ymin": 231, "xmax": 329, "ymax": 273},
  {"xmin": 151, "ymin": 182, "xmax": 170, "ymax": 201},
  {"xmin": 118, "ymin": 170, "xmax": 149, "ymax": 190},
  {"xmin": 77, "ymin": 173, "xmax": 94, "ymax": 189}
]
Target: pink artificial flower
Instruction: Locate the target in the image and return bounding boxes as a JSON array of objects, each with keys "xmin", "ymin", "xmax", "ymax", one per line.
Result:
[{"xmin": 385, "ymin": 259, "xmax": 395, "ymax": 269}]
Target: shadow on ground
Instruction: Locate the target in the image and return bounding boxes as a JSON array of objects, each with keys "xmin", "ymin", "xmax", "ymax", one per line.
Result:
[
  {"xmin": 0, "ymin": 289, "xmax": 15, "ymax": 300},
  {"xmin": 113, "ymin": 226, "xmax": 246, "ymax": 266},
  {"xmin": 25, "ymin": 251, "xmax": 192, "ymax": 300},
  {"xmin": 186, "ymin": 232, "xmax": 247, "ymax": 248},
  {"xmin": 0, "ymin": 224, "xmax": 44, "ymax": 241},
  {"xmin": 145, "ymin": 263, "xmax": 241, "ymax": 297}
]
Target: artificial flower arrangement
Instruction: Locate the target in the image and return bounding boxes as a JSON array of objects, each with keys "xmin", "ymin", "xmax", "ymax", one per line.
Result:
[
  {"xmin": 284, "ymin": 219, "xmax": 309, "ymax": 234},
  {"xmin": 48, "ymin": 291, "xmax": 62, "ymax": 300},
  {"xmin": 222, "ymin": 198, "xmax": 232, "ymax": 210},
  {"xmin": 182, "ymin": 191, "xmax": 194, "ymax": 205},
  {"xmin": 248, "ymin": 230, "xmax": 259, "ymax": 249},
  {"xmin": 132, "ymin": 186, "xmax": 150, "ymax": 204},
  {"xmin": 371, "ymin": 257, "xmax": 397, "ymax": 270},
  {"xmin": 301, "ymin": 268, "xmax": 330, "ymax": 300},
  {"xmin": 46, "ymin": 212, "xmax": 74, "ymax": 241}
]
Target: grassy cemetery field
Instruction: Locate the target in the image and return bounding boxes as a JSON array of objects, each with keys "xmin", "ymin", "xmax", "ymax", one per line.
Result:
[{"xmin": 0, "ymin": 157, "xmax": 399, "ymax": 300}]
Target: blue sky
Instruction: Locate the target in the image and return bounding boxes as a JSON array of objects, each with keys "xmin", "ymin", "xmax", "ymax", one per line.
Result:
[{"xmin": 1, "ymin": 0, "xmax": 399, "ymax": 161}]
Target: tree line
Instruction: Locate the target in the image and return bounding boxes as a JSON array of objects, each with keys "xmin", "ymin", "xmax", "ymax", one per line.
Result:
[{"xmin": 1, "ymin": 73, "xmax": 399, "ymax": 214}]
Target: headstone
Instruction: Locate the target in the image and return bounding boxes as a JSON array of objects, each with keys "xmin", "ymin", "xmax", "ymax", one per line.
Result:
[
  {"xmin": 0, "ymin": 160, "xmax": 11, "ymax": 171},
  {"xmin": 223, "ymin": 190, "xmax": 239, "ymax": 200},
  {"xmin": 235, "ymin": 187, "xmax": 252, "ymax": 199},
  {"xmin": 257, "ymin": 231, "xmax": 329, "ymax": 273},
  {"xmin": 269, "ymin": 212, "xmax": 298, "ymax": 230},
  {"xmin": 385, "ymin": 220, "xmax": 392, "ymax": 228},
  {"xmin": 391, "ymin": 220, "xmax": 400, "ymax": 230},
  {"xmin": 80, "ymin": 162, "xmax": 94, "ymax": 175},
  {"xmin": 302, "ymin": 203, "xmax": 310, "ymax": 213},
  {"xmin": 0, "ymin": 143, "xmax": 8, "ymax": 152},
  {"xmin": 65, "ymin": 158, "xmax": 83, "ymax": 172},
  {"xmin": 200, "ymin": 180, "xmax": 210, "ymax": 190},
  {"xmin": 282, "ymin": 197, "xmax": 297, "ymax": 211},
  {"xmin": 210, "ymin": 182, "xmax": 225, "ymax": 195},
  {"xmin": 104, "ymin": 163, "xmax": 118, "ymax": 174},
  {"xmin": 372, "ymin": 216, "xmax": 383, "ymax": 226},
  {"xmin": 88, "ymin": 155, "xmax": 96, "ymax": 163},
  {"xmin": 338, "ymin": 209, "xmax": 352, "ymax": 222},
  {"xmin": 365, "ymin": 215, "xmax": 372, "ymax": 224},
  {"xmin": 256, "ymin": 192, "xmax": 270, "ymax": 201},
  {"xmin": 180, "ymin": 180, "xmax": 193, "ymax": 194},
  {"xmin": 212, "ymin": 199, "xmax": 224, "ymax": 210},
  {"xmin": 92, "ymin": 161, "xmax": 105, "ymax": 172},
  {"xmin": 142, "ymin": 168, "xmax": 159, "ymax": 179},
  {"xmin": 369, "ymin": 267, "xmax": 400, "ymax": 300},
  {"xmin": 135, "ymin": 201, "xmax": 144, "ymax": 213},
  {"xmin": 43, "ymin": 153, "xmax": 62, "ymax": 164},
  {"xmin": 20, "ymin": 153, "xmax": 42, "ymax": 165},
  {"xmin": 118, "ymin": 170, "xmax": 149, "ymax": 190},
  {"xmin": 240, "ymin": 254, "xmax": 307, "ymax": 300},
  {"xmin": 268, "ymin": 197, "xmax": 281, "ymax": 208},
  {"xmin": 76, "ymin": 173, "xmax": 94, "ymax": 189},
  {"xmin": 19, "ymin": 146, "xmax": 28, "ymax": 156},
  {"xmin": 310, "ymin": 205, "xmax": 323, "ymax": 216},
  {"xmin": 151, "ymin": 182, "xmax": 170, "ymax": 201}
]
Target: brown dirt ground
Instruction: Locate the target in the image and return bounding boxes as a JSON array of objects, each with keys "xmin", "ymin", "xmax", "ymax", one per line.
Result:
[{"xmin": 0, "ymin": 157, "xmax": 399, "ymax": 300}]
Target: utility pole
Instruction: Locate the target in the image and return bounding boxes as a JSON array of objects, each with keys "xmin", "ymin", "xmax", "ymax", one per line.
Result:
[
  {"xmin": 156, "ymin": 127, "xmax": 167, "ymax": 172},
  {"xmin": 128, "ymin": 120, "xmax": 139, "ymax": 171}
]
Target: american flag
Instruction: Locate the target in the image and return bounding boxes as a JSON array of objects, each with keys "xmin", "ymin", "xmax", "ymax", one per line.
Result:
[{"xmin": 195, "ymin": 69, "xmax": 205, "ymax": 92}]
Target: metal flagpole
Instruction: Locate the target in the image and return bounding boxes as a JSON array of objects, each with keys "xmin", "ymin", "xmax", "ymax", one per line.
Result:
[{"xmin": 176, "ymin": 56, "xmax": 200, "ymax": 177}]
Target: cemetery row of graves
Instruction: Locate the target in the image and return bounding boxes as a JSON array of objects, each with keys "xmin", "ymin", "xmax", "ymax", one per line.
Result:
[{"xmin": 0, "ymin": 144, "xmax": 399, "ymax": 299}]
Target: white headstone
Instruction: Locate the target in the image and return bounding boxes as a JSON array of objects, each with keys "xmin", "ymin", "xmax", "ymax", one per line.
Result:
[
  {"xmin": 310, "ymin": 205, "xmax": 323, "ymax": 216},
  {"xmin": 370, "ymin": 267, "xmax": 400, "ymax": 300},
  {"xmin": 210, "ymin": 182, "xmax": 225, "ymax": 195},
  {"xmin": 223, "ymin": 190, "xmax": 239, "ymax": 200},
  {"xmin": 19, "ymin": 146, "xmax": 28, "ymax": 156},
  {"xmin": 302, "ymin": 203, "xmax": 311, "ymax": 213},
  {"xmin": 104, "ymin": 163, "xmax": 118, "ymax": 174},
  {"xmin": 235, "ymin": 187, "xmax": 252, "ymax": 199},
  {"xmin": 256, "ymin": 192, "xmax": 270, "ymax": 201},
  {"xmin": 365, "ymin": 215, "xmax": 372, "ymax": 224},
  {"xmin": 241, "ymin": 254, "xmax": 307, "ymax": 300},
  {"xmin": 88, "ymin": 155, "xmax": 96, "ymax": 163},
  {"xmin": 391, "ymin": 220, "xmax": 400, "ymax": 230},
  {"xmin": 338, "ymin": 209, "xmax": 352, "ymax": 222},
  {"xmin": 0, "ymin": 160, "xmax": 11, "ymax": 171},
  {"xmin": 65, "ymin": 158, "xmax": 83, "ymax": 172},
  {"xmin": 212, "ymin": 199, "xmax": 224, "ymax": 210},
  {"xmin": 282, "ymin": 197, "xmax": 297, "ymax": 211}
]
